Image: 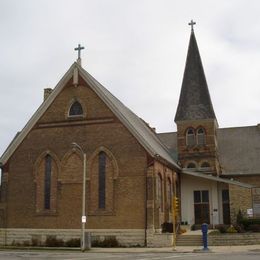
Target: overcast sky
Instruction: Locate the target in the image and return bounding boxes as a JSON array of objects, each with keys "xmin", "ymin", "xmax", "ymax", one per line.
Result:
[{"xmin": 1, "ymin": 0, "xmax": 260, "ymax": 155}]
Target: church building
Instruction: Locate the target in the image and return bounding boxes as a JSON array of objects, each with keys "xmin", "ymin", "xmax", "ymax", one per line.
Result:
[{"xmin": 0, "ymin": 23, "xmax": 259, "ymax": 247}]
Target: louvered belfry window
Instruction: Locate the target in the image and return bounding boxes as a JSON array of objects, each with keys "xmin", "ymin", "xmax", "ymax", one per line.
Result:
[
  {"xmin": 44, "ymin": 154, "xmax": 52, "ymax": 210},
  {"xmin": 98, "ymin": 152, "xmax": 106, "ymax": 209},
  {"xmin": 186, "ymin": 128, "xmax": 196, "ymax": 146},
  {"xmin": 69, "ymin": 101, "xmax": 83, "ymax": 116},
  {"xmin": 197, "ymin": 127, "xmax": 206, "ymax": 145}
]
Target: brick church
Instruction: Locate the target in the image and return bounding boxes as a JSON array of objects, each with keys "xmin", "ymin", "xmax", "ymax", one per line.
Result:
[{"xmin": 0, "ymin": 24, "xmax": 259, "ymax": 247}]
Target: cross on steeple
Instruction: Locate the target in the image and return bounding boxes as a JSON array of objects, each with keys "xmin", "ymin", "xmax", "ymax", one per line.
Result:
[
  {"xmin": 188, "ymin": 20, "xmax": 196, "ymax": 31},
  {"xmin": 74, "ymin": 44, "xmax": 85, "ymax": 60}
]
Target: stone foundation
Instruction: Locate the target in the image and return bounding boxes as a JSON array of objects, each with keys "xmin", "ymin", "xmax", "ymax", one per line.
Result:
[{"xmin": 0, "ymin": 229, "xmax": 145, "ymax": 247}]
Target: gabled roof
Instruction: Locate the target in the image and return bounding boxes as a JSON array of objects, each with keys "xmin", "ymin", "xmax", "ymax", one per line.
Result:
[
  {"xmin": 0, "ymin": 62, "xmax": 180, "ymax": 170},
  {"xmin": 174, "ymin": 29, "xmax": 216, "ymax": 122}
]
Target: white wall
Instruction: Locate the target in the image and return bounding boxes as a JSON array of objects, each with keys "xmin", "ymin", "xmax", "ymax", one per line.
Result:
[{"xmin": 180, "ymin": 174, "xmax": 220, "ymax": 226}]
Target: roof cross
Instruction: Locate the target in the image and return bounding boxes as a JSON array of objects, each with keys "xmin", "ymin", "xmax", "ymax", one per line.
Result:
[
  {"xmin": 74, "ymin": 44, "xmax": 85, "ymax": 59},
  {"xmin": 188, "ymin": 20, "xmax": 196, "ymax": 31}
]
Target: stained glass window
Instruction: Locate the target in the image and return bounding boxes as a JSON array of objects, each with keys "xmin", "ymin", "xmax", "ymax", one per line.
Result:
[
  {"xmin": 69, "ymin": 101, "xmax": 83, "ymax": 116},
  {"xmin": 98, "ymin": 152, "xmax": 106, "ymax": 209},
  {"xmin": 197, "ymin": 128, "xmax": 206, "ymax": 145},
  {"xmin": 186, "ymin": 128, "xmax": 196, "ymax": 146},
  {"xmin": 44, "ymin": 155, "xmax": 52, "ymax": 210}
]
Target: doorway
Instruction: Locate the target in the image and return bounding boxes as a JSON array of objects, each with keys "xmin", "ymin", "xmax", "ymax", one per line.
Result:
[{"xmin": 194, "ymin": 190, "xmax": 210, "ymax": 224}]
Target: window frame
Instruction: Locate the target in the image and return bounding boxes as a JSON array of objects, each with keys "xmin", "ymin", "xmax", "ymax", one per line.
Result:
[
  {"xmin": 197, "ymin": 127, "xmax": 206, "ymax": 146},
  {"xmin": 186, "ymin": 128, "xmax": 196, "ymax": 146},
  {"xmin": 68, "ymin": 100, "xmax": 84, "ymax": 118}
]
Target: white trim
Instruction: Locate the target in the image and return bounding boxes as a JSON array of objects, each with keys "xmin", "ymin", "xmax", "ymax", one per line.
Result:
[{"xmin": 182, "ymin": 169, "xmax": 254, "ymax": 189}]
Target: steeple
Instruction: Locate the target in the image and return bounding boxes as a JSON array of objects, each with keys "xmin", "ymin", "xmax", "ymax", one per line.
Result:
[{"xmin": 174, "ymin": 23, "xmax": 216, "ymax": 122}]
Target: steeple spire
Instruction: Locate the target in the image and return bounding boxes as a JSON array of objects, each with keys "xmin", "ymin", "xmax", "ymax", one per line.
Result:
[{"xmin": 174, "ymin": 22, "xmax": 216, "ymax": 122}]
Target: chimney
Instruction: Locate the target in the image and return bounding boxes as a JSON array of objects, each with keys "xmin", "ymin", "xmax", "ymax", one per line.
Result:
[{"xmin": 44, "ymin": 88, "xmax": 52, "ymax": 101}]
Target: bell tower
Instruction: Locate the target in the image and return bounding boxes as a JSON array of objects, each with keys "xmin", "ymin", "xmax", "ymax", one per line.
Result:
[{"xmin": 174, "ymin": 21, "xmax": 220, "ymax": 175}]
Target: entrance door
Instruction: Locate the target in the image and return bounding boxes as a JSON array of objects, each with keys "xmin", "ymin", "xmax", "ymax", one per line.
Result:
[{"xmin": 194, "ymin": 190, "xmax": 210, "ymax": 224}]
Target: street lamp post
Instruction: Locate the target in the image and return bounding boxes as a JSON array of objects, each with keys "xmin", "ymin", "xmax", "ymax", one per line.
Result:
[{"xmin": 71, "ymin": 142, "xmax": 88, "ymax": 251}]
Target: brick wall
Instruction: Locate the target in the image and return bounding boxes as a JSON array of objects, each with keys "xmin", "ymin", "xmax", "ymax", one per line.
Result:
[
  {"xmin": 229, "ymin": 176, "xmax": 260, "ymax": 223},
  {"xmin": 4, "ymin": 76, "xmax": 147, "ymax": 231},
  {"xmin": 176, "ymin": 119, "xmax": 220, "ymax": 175}
]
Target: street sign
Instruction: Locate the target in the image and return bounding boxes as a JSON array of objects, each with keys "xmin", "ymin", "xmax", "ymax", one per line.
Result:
[{"xmin": 82, "ymin": 216, "xmax": 86, "ymax": 223}]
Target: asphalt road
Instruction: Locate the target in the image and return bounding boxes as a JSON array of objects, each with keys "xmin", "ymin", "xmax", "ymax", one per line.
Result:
[{"xmin": 0, "ymin": 251, "xmax": 260, "ymax": 260}]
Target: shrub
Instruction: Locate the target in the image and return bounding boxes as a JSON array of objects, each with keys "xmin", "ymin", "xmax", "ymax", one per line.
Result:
[
  {"xmin": 65, "ymin": 238, "xmax": 80, "ymax": 247},
  {"xmin": 215, "ymin": 224, "xmax": 229, "ymax": 233},
  {"xmin": 22, "ymin": 240, "xmax": 30, "ymax": 247},
  {"xmin": 31, "ymin": 238, "xmax": 40, "ymax": 246},
  {"xmin": 226, "ymin": 225, "xmax": 237, "ymax": 233},
  {"xmin": 45, "ymin": 236, "xmax": 64, "ymax": 247},
  {"xmin": 92, "ymin": 236, "xmax": 120, "ymax": 247},
  {"xmin": 239, "ymin": 218, "xmax": 260, "ymax": 230},
  {"xmin": 208, "ymin": 230, "xmax": 220, "ymax": 235},
  {"xmin": 247, "ymin": 224, "xmax": 260, "ymax": 232},
  {"xmin": 161, "ymin": 222, "xmax": 173, "ymax": 233},
  {"xmin": 233, "ymin": 224, "xmax": 245, "ymax": 233},
  {"xmin": 190, "ymin": 224, "xmax": 196, "ymax": 231},
  {"xmin": 236, "ymin": 209, "xmax": 244, "ymax": 224}
]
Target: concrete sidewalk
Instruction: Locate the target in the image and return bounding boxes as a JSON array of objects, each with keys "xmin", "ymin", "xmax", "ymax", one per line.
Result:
[{"xmin": 89, "ymin": 245, "xmax": 260, "ymax": 253}]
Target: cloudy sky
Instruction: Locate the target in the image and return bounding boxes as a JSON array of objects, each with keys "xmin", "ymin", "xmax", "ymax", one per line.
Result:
[{"xmin": 1, "ymin": 0, "xmax": 260, "ymax": 155}]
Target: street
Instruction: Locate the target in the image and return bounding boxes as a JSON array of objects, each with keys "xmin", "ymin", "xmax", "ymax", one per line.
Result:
[{"xmin": 0, "ymin": 250, "xmax": 259, "ymax": 260}]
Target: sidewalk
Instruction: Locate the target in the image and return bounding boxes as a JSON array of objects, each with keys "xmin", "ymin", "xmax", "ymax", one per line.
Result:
[{"xmin": 89, "ymin": 245, "xmax": 260, "ymax": 253}]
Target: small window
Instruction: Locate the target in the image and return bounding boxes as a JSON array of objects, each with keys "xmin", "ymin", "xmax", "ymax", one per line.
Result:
[
  {"xmin": 187, "ymin": 162, "xmax": 196, "ymax": 169},
  {"xmin": 69, "ymin": 101, "xmax": 83, "ymax": 116},
  {"xmin": 186, "ymin": 128, "xmax": 196, "ymax": 146},
  {"xmin": 197, "ymin": 128, "xmax": 206, "ymax": 145}
]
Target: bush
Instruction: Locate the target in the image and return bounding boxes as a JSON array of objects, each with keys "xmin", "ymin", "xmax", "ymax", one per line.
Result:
[
  {"xmin": 45, "ymin": 236, "xmax": 64, "ymax": 247},
  {"xmin": 236, "ymin": 209, "xmax": 244, "ymax": 224},
  {"xmin": 226, "ymin": 225, "xmax": 237, "ymax": 233},
  {"xmin": 215, "ymin": 224, "xmax": 229, "ymax": 233},
  {"xmin": 247, "ymin": 224, "xmax": 260, "ymax": 232},
  {"xmin": 161, "ymin": 222, "xmax": 173, "ymax": 233},
  {"xmin": 190, "ymin": 224, "xmax": 196, "ymax": 231},
  {"xmin": 239, "ymin": 218, "xmax": 260, "ymax": 230},
  {"xmin": 31, "ymin": 238, "xmax": 41, "ymax": 246},
  {"xmin": 233, "ymin": 224, "xmax": 245, "ymax": 233},
  {"xmin": 65, "ymin": 238, "xmax": 80, "ymax": 247},
  {"xmin": 92, "ymin": 236, "xmax": 120, "ymax": 247},
  {"xmin": 208, "ymin": 230, "xmax": 220, "ymax": 235}
]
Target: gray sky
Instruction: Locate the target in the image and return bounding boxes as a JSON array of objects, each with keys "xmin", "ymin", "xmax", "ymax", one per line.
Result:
[{"xmin": 1, "ymin": 0, "xmax": 260, "ymax": 155}]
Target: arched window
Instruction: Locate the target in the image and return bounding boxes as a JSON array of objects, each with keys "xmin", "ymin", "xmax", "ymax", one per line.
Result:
[
  {"xmin": 98, "ymin": 151, "xmax": 106, "ymax": 209},
  {"xmin": 44, "ymin": 154, "xmax": 52, "ymax": 210},
  {"xmin": 197, "ymin": 127, "xmax": 206, "ymax": 145},
  {"xmin": 186, "ymin": 128, "xmax": 196, "ymax": 146},
  {"xmin": 167, "ymin": 178, "xmax": 172, "ymax": 210},
  {"xmin": 88, "ymin": 147, "xmax": 118, "ymax": 215},
  {"xmin": 187, "ymin": 162, "xmax": 196, "ymax": 169},
  {"xmin": 34, "ymin": 151, "xmax": 58, "ymax": 214},
  {"xmin": 201, "ymin": 162, "xmax": 210, "ymax": 168},
  {"xmin": 157, "ymin": 174, "xmax": 163, "ymax": 212},
  {"xmin": 69, "ymin": 101, "xmax": 83, "ymax": 116}
]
